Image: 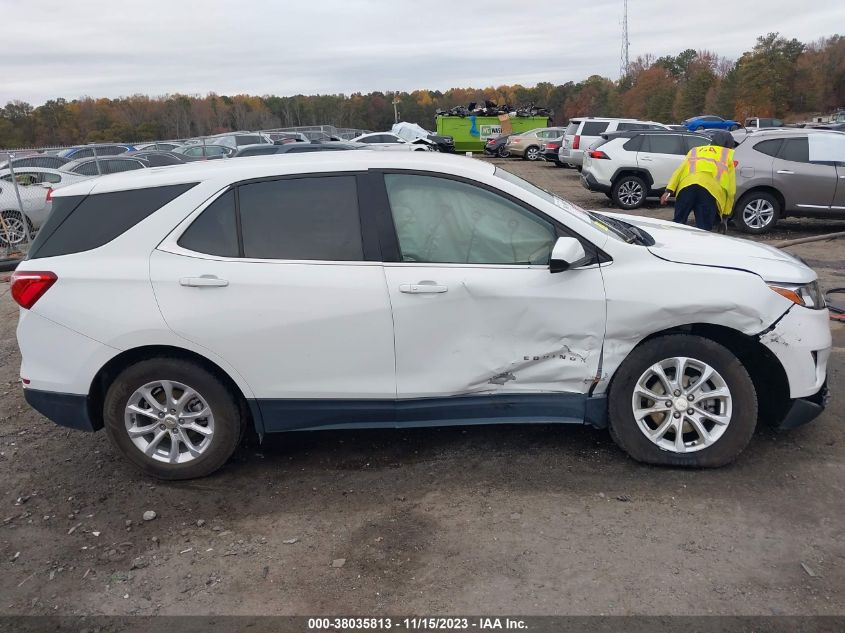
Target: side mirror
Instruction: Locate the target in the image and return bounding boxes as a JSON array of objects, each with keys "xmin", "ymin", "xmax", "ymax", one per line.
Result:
[{"xmin": 550, "ymin": 236, "xmax": 587, "ymax": 273}]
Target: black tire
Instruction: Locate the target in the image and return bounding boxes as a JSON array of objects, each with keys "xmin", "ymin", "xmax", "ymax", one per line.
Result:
[
  {"xmin": 734, "ymin": 191, "xmax": 780, "ymax": 234},
  {"xmin": 608, "ymin": 334, "xmax": 757, "ymax": 468},
  {"xmin": 611, "ymin": 175, "xmax": 647, "ymax": 210},
  {"xmin": 0, "ymin": 210, "xmax": 34, "ymax": 247},
  {"xmin": 554, "ymin": 161, "xmax": 566, "ymax": 168},
  {"xmin": 523, "ymin": 145, "xmax": 540, "ymax": 161},
  {"xmin": 497, "ymin": 145, "xmax": 510, "ymax": 158},
  {"xmin": 104, "ymin": 358, "xmax": 244, "ymax": 480}
]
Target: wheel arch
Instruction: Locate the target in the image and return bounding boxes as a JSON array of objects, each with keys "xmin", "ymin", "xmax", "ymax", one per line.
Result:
[
  {"xmin": 88, "ymin": 345, "xmax": 261, "ymax": 437},
  {"xmin": 611, "ymin": 168, "xmax": 654, "ymax": 189},
  {"xmin": 606, "ymin": 322, "xmax": 790, "ymax": 428},
  {"xmin": 735, "ymin": 186, "xmax": 786, "ymax": 218}
]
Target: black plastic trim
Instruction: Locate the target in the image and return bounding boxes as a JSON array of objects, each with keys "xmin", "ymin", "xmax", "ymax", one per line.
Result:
[
  {"xmin": 23, "ymin": 389, "xmax": 100, "ymax": 432},
  {"xmin": 778, "ymin": 381, "xmax": 829, "ymax": 430}
]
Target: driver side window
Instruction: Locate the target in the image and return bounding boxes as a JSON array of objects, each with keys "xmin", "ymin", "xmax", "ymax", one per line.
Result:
[{"xmin": 384, "ymin": 174, "xmax": 556, "ymax": 265}]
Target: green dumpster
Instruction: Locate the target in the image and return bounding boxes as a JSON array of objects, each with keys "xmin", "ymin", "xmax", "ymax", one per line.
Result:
[{"xmin": 436, "ymin": 115, "xmax": 551, "ymax": 153}]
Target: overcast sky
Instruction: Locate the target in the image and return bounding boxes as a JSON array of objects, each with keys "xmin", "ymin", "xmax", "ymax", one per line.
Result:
[{"xmin": 2, "ymin": 0, "xmax": 843, "ymax": 106}]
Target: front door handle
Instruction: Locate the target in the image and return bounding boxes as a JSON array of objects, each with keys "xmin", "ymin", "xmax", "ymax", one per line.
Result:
[
  {"xmin": 399, "ymin": 283, "xmax": 448, "ymax": 294},
  {"xmin": 777, "ymin": 169, "xmax": 795, "ymax": 174},
  {"xmin": 180, "ymin": 275, "xmax": 229, "ymax": 288}
]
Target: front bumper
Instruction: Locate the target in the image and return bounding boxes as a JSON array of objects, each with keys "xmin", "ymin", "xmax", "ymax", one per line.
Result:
[{"xmin": 778, "ymin": 380, "xmax": 829, "ymax": 430}]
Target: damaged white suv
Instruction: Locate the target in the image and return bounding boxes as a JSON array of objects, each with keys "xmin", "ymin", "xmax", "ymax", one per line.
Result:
[{"xmin": 13, "ymin": 152, "xmax": 831, "ymax": 479}]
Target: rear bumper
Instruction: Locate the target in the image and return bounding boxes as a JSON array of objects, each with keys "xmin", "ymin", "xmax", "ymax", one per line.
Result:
[
  {"xmin": 581, "ymin": 171, "xmax": 611, "ymax": 194},
  {"xmin": 24, "ymin": 388, "xmax": 101, "ymax": 432},
  {"xmin": 778, "ymin": 380, "xmax": 829, "ymax": 430},
  {"xmin": 541, "ymin": 150, "xmax": 560, "ymax": 163}
]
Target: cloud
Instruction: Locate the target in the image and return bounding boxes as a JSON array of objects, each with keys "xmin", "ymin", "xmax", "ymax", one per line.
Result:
[{"xmin": 1, "ymin": 0, "xmax": 842, "ymax": 105}]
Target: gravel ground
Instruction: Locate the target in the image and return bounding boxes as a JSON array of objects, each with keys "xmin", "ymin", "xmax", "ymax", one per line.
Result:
[{"xmin": 0, "ymin": 158, "xmax": 843, "ymax": 616}]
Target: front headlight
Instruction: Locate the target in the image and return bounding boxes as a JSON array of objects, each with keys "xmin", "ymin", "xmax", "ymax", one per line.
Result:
[{"xmin": 769, "ymin": 281, "xmax": 826, "ymax": 309}]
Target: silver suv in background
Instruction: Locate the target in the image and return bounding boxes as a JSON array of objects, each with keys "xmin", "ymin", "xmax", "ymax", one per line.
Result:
[
  {"xmin": 559, "ymin": 118, "xmax": 669, "ymax": 169},
  {"xmin": 733, "ymin": 129, "xmax": 845, "ymax": 233}
]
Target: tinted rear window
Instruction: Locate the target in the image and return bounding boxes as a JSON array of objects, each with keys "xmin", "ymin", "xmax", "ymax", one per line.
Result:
[
  {"xmin": 778, "ymin": 138, "xmax": 810, "ymax": 163},
  {"xmin": 178, "ymin": 189, "xmax": 238, "ymax": 257},
  {"xmin": 565, "ymin": 122, "xmax": 580, "ymax": 135},
  {"xmin": 753, "ymin": 139, "xmax": 782, "ymax": 157},
  {"xmin": 581, "ymin": 122, "xmax": 610, "ymax": 136},
  {"xmin": 28, "ymin": 183, "xmax": 197, "ymax": 260},
  {"xmin": 238, "ymin": 176, "xmax": 363, "ymax": 260},
  {"xmin": 623, "ymin": 136, "xmax": 644, "ymax": 151},
  {"xmin": 642, "ymin": 134, "xmax": 685, "ymax": 155}
]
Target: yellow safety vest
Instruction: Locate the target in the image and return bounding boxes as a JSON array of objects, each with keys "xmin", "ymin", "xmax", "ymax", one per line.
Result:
[{"xmin": 666, "ymin": 145, "xmax": 737, "ymax": 217}]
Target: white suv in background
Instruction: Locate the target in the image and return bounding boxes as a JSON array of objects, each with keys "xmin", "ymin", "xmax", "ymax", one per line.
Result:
[
  {"xmin": 559, "ymin": 118, "xmax": 669, "ymax": 169},
  {"xmin": 581, "ymin": 130, "xmax": 711, "ymax": 209},
  {"xmin": 12, "ymin": 152, "xmax": 830, "ymax": 479}
]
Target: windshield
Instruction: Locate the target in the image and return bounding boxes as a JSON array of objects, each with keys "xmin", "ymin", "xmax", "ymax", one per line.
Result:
[{"xmin": 494, "ymin": 167, "xmax": 653, "ymax": 245}]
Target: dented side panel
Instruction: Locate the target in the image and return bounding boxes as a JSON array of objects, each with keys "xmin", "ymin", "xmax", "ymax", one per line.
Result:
[
  {"xmin": 384, "ymin": 264, "xmax": 606, "ymax": 398},
  {"xmin": 594, "ymin": 255, "xmax": 794, "ymax": 395}
]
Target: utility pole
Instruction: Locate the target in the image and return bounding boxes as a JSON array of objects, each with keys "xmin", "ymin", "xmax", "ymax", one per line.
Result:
[
  {"xmin": 620, "ymin": 0, "xmax": 630, "ymax": 78},
  {"xmin": 392, "ymin": 95, "xmax": 401, "ymax": 124}
]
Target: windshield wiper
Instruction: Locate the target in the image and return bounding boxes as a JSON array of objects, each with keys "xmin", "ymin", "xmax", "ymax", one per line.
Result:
[{"xmin": 588, "ymin": 212, "xmax": 640, "ymax": 243}]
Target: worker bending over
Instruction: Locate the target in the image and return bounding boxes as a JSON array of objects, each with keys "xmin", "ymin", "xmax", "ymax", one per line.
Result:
[{"xmin": 660, "ymin": 130, "xmax": 736, "ymax": 232}]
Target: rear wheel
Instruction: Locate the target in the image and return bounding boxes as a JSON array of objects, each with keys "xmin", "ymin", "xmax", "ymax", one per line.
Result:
[
  {"xmin": 497, "ymin": 145, "xmax": 510, "ymax": 158},
  {"xmin": 611, "ymin": 175, "xmax": 647, "ymax": 209},
  {"xmin": 104, "ymin": 358, "xmax": 244, "ymax": 479},
  {"xmin": 0, "ymin": 210, "xmax": 33, "ymax": 247},
  {"xmin": 524, "ymin": 145, "xmax": 540, "ymax": 161},
  {"xmin": 608, "ymin": 334, "xmax": 757, "ymax": 467},
  {"xmin": 735, "ymin": 191, "xmax": 780, "ymax": 234}
]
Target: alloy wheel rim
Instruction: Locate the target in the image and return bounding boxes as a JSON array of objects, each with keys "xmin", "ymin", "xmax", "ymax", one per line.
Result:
[
  {"xmin": 124, "ymin": 380, "xmax": 215, "ymax": 464},
  {"xmin": 527, "ymin": 148, "xmax": 539, "ymax": 160},
  {"xmin": 631, "ymin": 357, "xmax": 732, "ymax": 453},
  {"xmin": 0, "ymin": 214, "xmax": 26, "ymax": 244},
  {"xmin": 618, "ymin": 181, "xmax": 643, "ymax": 207},
  {"xmin": 742, "ymin": 199, "xmax": 774, "ymax": 229}
]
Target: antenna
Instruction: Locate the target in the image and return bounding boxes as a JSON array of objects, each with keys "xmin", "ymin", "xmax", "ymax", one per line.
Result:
[{"xmin": 620, "ymin": 0, "xmax": 630, "ymax": 78}]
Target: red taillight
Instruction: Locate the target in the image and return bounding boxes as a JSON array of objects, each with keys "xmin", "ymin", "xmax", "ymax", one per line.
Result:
[
  {"xmin": 45, "ymin": 187, "xmax": 53, "ymax": 202},
  {"xmin": 10, "ymin": 271, "xmax": 57, "ymax": 310},
  {"xmin": 589, "ymin": 150, "xmax": 610, "ymax": 159},
  {"xmin": 546, "ymin": 142, "xmax": 561, "ymax": 150},
  {"xmin": 572, "ymin": 135, "xmax": 581, "ymax": 150}
]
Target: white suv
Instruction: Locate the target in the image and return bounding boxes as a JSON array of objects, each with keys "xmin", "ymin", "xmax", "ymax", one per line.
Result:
[
  {"xmin": 13, "ymin": 152, "xmax": 830, "ymax": 478},
  {"xmin": 559, "ymin": 118, "xmax": 669, "ymax": 169},
  {"xmin": 581, "ymin": 130, "xmax": 711, "ymax": 209}
]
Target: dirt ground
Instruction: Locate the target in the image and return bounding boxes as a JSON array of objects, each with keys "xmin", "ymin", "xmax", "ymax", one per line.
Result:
[{"xmin": 0, "ymin": 158, "xmax": 843, "ymax": 616}]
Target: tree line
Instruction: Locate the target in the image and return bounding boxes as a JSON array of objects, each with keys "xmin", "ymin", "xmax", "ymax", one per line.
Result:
[{"xmin": 1, "ymin": 32, "xmax": 842, "ymax": 149}]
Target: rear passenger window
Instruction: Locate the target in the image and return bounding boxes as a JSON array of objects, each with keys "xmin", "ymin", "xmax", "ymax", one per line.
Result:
[
  {"xmin": 580, "ymin": 122, "xmax": 610, "ymax": 136},
  {"xmin": 684, "ymin": 136, "xmax": 710, "ymax": 150},
  {"xmin": 778, "ymin": 138, "xmax": 810, "ymax": 163},
  {"xmin": 28, "ymin": 184, "xmax": 197, "ymax": 259},
  {"xmin": 238, "ymin": 176, "xmax": 363, "ymax": 260},
  {"xmin": 753, "ymin": 139, "xmax": 782, "ymax": 157},
  {"xmin": 643, "ymin": 135, "xmax": 685, "ymax": 154},
  {"xmin": 178, "ymin": 190, "xmax": 238, "ymax": 257}
]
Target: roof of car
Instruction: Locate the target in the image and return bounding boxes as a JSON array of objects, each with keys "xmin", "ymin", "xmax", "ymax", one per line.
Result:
[
  {"xmin": 52, "ymin": 151, "xmax": 498, "ymax": 198},
  {"xmin": 601, "ymin": 129, "xmax": 707, "ymax": 140}
]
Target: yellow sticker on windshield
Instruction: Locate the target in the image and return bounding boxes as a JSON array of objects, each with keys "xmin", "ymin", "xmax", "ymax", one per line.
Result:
[{"xmin": 592, "ymin": 220, "xmax": 610, "ymax": 231}]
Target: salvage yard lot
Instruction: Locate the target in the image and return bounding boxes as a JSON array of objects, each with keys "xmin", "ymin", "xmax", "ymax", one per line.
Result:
[{"xmin": 0, "ymin": 158, "xmax": 843, "ymax": 616}]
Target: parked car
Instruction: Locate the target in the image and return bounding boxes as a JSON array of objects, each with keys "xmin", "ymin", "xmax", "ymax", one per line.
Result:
[
  {"xmin": 60, "ymin": 156, "xmax": 150, "ymax": 176},
  {"xmin": 57, "ymin": 144, "xmax": 135, "ymax": 160},
  {"xmin": 559, "ymin": 119, "xmax": 669, "ymax": 169},
  {"xmin": 351, "ymin": 132, "xmax": 430, "ymax": 151},
  {"xmin": 233, "ymin": 142, "xmax": 361, "ymax": 158},
  {"xmin": 265, "ymin": 132, "xmax": 309, "ymax": 143},
  {"xmin": 207, "ymin": 133, "xmax": 271, "ymax": 148},
  {"xmin": 0, "ymin": 180, "xmax": 51, "ymax": 246},
  {"xmin": 124, "ymin": 151, "xmax": 197, "ymax": 167},
  {"xmin": 0, "ymin": 166, "xmax": 92, "ymax": 189},
  {"xmin": 172, "ymin": 145, "xmax": 236, "ymax": 160},
  {"xmin": 580, "ymin": 130, "xmax": 711, "ymax": 209},
  {"xmin": 745, "ymin": 117, "xmax": 785, "ymax": 129},
  {"xmin": 506, "ymin": 127, "xmax": 567, "ymax": 160},
  {"xmin": 13, "ymin": 152, "xmax": 830, "ymax": 478},
  {"xmin": 540, "ymin": 136, "xmax": 565, "ymax": 166},
  {"xmin": 0, "ymin": 154, "xmax": 70, "ymax": 170},
  {"xmin": 732, "ymin": 128, "xmax": 845, "ymax": 233},
  {"xmin": 483, "ymin": 134, "xmax": 511, "ymax": 158},
  {"xmin": 682, "ymin": 115, "xmax": 740, "ymax": 132},
  {"xmin": 133, "ymin": 142, "xmax": 183, "ymax": 152}
]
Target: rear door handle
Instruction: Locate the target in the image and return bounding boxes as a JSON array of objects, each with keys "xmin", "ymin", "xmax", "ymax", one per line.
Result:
[
  {"xmin": 180, "ymin": 275, "xmax": 229, "ymax": 287},
  {"xmin": 399, "ymin": 283, "xmax": 448, "ymax": 294},
  {"xmin": 777, "ymin": 169, "xmax": 795, "ymax": 174}
]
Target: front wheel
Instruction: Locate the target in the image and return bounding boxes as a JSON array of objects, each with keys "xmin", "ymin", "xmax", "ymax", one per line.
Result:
[
  {"xmin": 608, "ymin": 334, "xmax": 757, "ymax": 467},
  {"xmin": 735, "ymin": 191, "xmax": 780, "ymax": 234},
  {"xmin": 524, "ymin": 146, "xmax": 540, "ymax": 161},
  {"xmin": 104, "ymin": 358, "xmax": 244, "ymax": 479},
  {"xmin": 611, "ymin": 175, "xmax": 647, "ymax": 209}
]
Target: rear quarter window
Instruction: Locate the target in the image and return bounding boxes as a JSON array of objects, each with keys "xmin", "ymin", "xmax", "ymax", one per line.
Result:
[
  {"xmin": 753, "ymin": 139, "xmax": 783, "ymax": 157},
  {"xmin": 27, "ymin": 183, "xmax": 197, "ymax": 260}
]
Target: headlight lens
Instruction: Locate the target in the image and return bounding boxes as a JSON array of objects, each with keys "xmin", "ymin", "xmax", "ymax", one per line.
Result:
[{"xmin": 769, "ymin": 281, "xmax": 826, "ymax": 309}]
